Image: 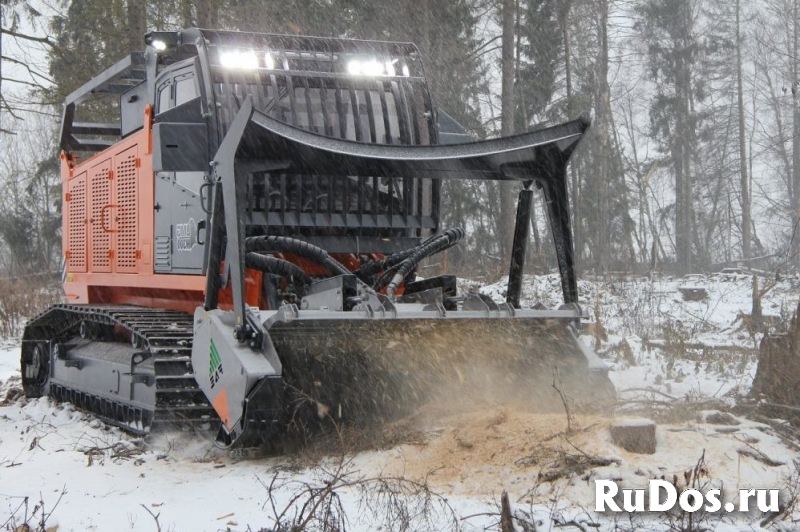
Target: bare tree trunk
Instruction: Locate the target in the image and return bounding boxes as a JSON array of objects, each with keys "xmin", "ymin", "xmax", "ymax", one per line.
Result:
[
  {"xmin": 197, "ymin": 0, "xmax": 214, "ymax": 28},
  {"xmin": 180, "ymin": 0, "xmax": 193, "ymax": 27},
  {"xmin": 1, "ymin": 7, "xmax": 4, "ymax": 128},
  {"xmin": 558, "ymin": 0, "xmax": 580, "ymax": 266},
  {"xmin": 420, "ymin": 0, "xmax": 431, "ymax": 91},
  {"xmin": 623, "ymin": 97, "xmax": 652, "ymax": 263},
  {"xmin": 608, "ymin": 110, "xmax": 638, "ymax": 265},
  {"xmin": 793, "ymin": 0, "xmax": 800, "ymax": 262},
  {"xmin": 500, "ymin": 0, "xmax": 516, "ymax": 259},
  {"xmin": 127, "ymin": 0, "xmax": 146, "ymax": 52},
  {"xmin": 761, "ymin": 61, "xmax": 793, "ymax": 200},
  {"xmin": 594, "ymin": 0, "xmax": 612, "ymax": 271},
  {"xmin": 675, "ymin": 0, "xmax": 694, "ymax": 274},
  {"xmin": 736, "ymin": 0, "xmax": 751, "ymax": 260},
  {"xmin": 514, "ymin": 0, "xmax": 523, "ymax": 130}
]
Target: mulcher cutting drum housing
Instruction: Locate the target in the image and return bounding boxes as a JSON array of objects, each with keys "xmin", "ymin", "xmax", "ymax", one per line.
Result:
[{"xmin": 21, "ymin": 28, "xmax": 614, "ymax": 448}]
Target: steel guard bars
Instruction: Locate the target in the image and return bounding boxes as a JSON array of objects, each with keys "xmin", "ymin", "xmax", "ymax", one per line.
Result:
[{"xmin": 207, "ymin": 96, "xmax": 590, "ymax": 335}]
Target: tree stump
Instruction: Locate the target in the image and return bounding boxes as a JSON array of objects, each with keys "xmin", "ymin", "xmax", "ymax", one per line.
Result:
[
  {"xmin": 752, "ymin": 299, "xmax": 800, "ymax": 405},
  {"xmin": 500, "ymin": 491, "xmax": 515, "ymax": 532},
  {"xmin": 610, "ymin": 418, "xmax": 656, "ymax": 454},
  {"xmin": 679, "ymin": 286, "xmax": 708, "ymax": 301}
]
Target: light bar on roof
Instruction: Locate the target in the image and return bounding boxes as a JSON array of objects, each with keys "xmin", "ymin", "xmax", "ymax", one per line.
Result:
[
  {"xmin": 219, "ymin": 49, "xmax": 259, "ymax": 70},
  {"xmin": 264, "ymin": 51, "xmax": 276, "ymax": 70},
  {"xmin": 346, "ymin": 57, "xmax": 408, "ymax": 77},
  {"xmin": 362, "ymin": 59, "xmax": 383, "ymax": 76},
  {"xmin": 346, "ymin": 59, "xmax": 362, "ymax": 75}
]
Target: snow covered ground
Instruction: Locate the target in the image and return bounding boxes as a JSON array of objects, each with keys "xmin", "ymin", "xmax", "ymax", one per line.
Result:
[
  {"xmin": 479, "ymin": 272, "xmax": 800, "ymax": 401},
  {"xmin": 2, "ymin": 274, "xmax": 800, "ymax": 531}
]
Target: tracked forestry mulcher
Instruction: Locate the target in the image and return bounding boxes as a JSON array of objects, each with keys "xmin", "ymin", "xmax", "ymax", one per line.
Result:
[{"xmin": 21, "ymin": 28, "xmax": 614, "ymax": 448}]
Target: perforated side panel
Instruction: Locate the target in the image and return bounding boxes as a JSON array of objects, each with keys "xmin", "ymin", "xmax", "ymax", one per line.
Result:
[
  {"xmin": 66, "ymin": 173, "xmax": 87, "ymax": 273},
  {"xmin": 89, "ymin": 160, "xmax": 112, "ymax": 273},
  {"xmin": 115, "ymin": 147, "xmax": 138, "ymax": 272}
]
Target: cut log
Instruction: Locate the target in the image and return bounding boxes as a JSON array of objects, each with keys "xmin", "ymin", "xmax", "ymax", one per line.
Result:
[
  {"xmin": 610, "ymin": 418, "xmax": 656, "ymax": 454},
  {"xmin": 705, "ymin": 411, "xmax": 740, "ymax": 425},
  {"xmin": 679, "ymin": 287, "xmax": 708, "ymax": 301}
]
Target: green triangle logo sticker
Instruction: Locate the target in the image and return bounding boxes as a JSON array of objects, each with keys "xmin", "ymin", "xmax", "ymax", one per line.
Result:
[{"xmin": 209, "ymin": 338, "xmax": 223, "ymax": 389}]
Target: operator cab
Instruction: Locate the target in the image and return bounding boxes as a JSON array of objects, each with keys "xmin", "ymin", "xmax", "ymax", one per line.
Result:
[{"xmin": 58, "ymin": 28, "xmax": 474, "ymax": 278}]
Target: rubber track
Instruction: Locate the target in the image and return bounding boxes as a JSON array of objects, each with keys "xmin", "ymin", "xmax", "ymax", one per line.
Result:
[{"xmin": 24, "ymin": 304, "xmax": 219, "ymax": 435}]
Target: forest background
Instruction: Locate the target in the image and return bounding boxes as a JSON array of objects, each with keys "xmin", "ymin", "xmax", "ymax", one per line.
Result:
[{"xmin": 1, "ymin": 0, "xmax": 796, "ymax": 279}]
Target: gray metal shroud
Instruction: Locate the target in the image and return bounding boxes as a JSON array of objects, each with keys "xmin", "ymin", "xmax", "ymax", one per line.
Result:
[{"xmin": 210, "ymin": 96, "xmax": 589, "ymax": 332}]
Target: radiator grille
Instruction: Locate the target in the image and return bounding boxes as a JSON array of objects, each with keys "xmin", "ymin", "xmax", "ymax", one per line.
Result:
[
  {"xmin": 115, "ymin": 148, "xmax": 138, "ymax": 272},
  {"xmin": 89, "ymin": 160, "xmax": 111, "ymax": 272},
  {"xmin": 67, "ymin": 173, "xmax": 87, "ymax": 272}
]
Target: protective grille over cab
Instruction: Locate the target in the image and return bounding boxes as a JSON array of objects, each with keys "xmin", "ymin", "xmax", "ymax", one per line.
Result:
[{"xmin": 204, "ymin": 30, "xmax": 439, "ymax": 241}]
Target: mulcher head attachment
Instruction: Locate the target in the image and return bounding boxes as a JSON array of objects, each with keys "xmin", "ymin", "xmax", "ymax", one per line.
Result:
[
  {"xmin": 271, "ymin": 314, "xmax": 614, "ymax": 440},
  {"xmin": 195, "ymin": 96, "xmax": 614, "ymax": 448}
]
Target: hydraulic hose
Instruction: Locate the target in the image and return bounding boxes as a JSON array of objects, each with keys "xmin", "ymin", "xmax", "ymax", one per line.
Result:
[
  {"xmin": 245, "ymin": 253, "xmax": 313, "ymax": 285},
  {"xmin": 376, "ymin": 227, "xmax": 465, "ymax": 297},
  {"xmin": 354, "ymin": 233, "xmax": 440, "ymax": 281},
  {"xmin": 373, "ymin": 228, "xmax": 463, "ymax": 291},
  {"xmin": 245, "ymin": 235, "xmax": 351, "ymax": 277}
]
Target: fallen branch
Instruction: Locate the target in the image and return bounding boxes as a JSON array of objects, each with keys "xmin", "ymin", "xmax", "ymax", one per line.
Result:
[
  {"xmin": 140, "ymin": 504, "xmax": 162, "ymax": 532},
  {"xmin": 747, "ymin": 413, "xmax": 800, "ymax": 452},
  {"xmin": 553, "ymin": 516, "xmax": 601, "ymax": 531},
  {"xmin": 617, "ymin": 387, "xmax": 679, "ymax": 401},
  {"xmin": 538, "ymin": 441, "xmax": 620, "ymax": 484},
  {"xmin": 736, "ymin": 441, "xmax": 785, "ymax": 467}
]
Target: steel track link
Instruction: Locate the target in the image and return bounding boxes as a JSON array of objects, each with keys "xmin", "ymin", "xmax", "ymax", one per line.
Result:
[{"xmin": 22, "ymin": 304, "xmax": 219, "ymax": 435}]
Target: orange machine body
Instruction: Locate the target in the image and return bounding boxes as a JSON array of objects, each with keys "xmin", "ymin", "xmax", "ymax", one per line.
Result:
[
  {"xmin": 61, "ymin": 108, "xmax": 261, "ymax": 314},
  {"xmin": 61, "ymin": 108, "xmax": 382, "ymax": 314}
]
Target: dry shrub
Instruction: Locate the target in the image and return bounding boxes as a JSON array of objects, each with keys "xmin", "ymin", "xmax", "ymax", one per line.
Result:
[
  {"xmin": 0, "ymin": 275, "xmax": 62, "ymax": 338},
  {"xmin": 257, "ymin": 452, "xmax": 460, "ymax": 532},
  {"xmin": 1, "ymin": 487, "xmax": 65, "ymax": 532}
]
